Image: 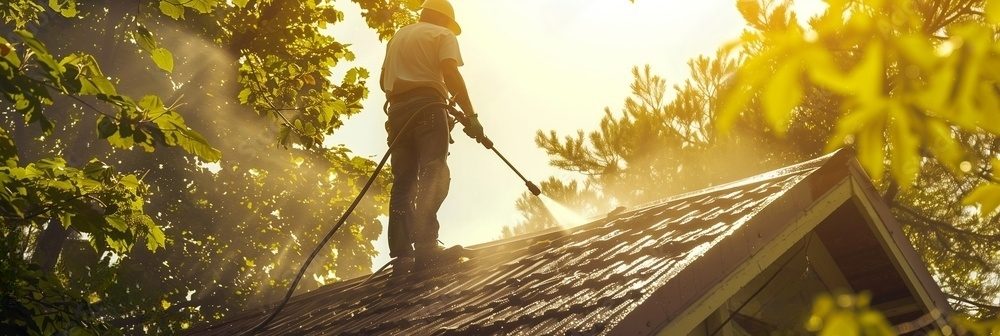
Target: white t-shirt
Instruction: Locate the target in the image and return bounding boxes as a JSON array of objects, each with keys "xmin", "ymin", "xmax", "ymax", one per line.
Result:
[{"xmin": 381, "ymin": 22, "xmax": 464, "ymax": 98}]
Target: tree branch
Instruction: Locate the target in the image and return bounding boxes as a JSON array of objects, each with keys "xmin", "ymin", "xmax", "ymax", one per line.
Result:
[
  {"xmin": 946, "ymin": 293, "xmax": 1000, "ymax": 314},
  {"xmin": 895, "ymin": 205, "xmax": 1000, "ymax": 241}
]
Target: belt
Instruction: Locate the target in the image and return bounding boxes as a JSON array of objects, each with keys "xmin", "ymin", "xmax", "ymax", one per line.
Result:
[{"xmin": 387, "ymin": 87, "xmax": 444, "ymax": 104}]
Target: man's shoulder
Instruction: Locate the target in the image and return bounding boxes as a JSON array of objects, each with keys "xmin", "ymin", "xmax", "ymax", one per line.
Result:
[{"xmin": 398, "ymin": 22, "xmax": 453, "ymax": 38}]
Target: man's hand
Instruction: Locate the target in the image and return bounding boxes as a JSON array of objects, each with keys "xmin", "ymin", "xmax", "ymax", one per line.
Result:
[{"xmin": 462, "ymin": 114, "xmax": 493, "ymax": 149}]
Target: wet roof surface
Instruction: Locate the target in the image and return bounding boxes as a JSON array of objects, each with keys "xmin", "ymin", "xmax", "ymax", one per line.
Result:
[{"xmin": 191, "ymin": 156, "xmax": 832, "ymax": 336}]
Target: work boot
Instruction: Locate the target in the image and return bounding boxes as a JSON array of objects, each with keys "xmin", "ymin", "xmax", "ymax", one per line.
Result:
[
  {"xmin": 414, "ymin": 243, "xmax": 467, "ymax": 270},
  {"xmin": 389, "ymin": 256, "xmax": 414, "ymax": 277}
]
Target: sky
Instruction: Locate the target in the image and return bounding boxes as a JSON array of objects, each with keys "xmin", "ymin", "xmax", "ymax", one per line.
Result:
[{"xmin": 324, "ymin": 0, "xmax": 825, "ymax": 270}]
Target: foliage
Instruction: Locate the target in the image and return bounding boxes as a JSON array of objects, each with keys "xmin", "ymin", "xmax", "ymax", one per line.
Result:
[
  {"xmin": 1, "ymin": 1, "xmax": 210, "ymax": 331},
  {"xmin": 516, "ymin": 0, "xmax": 1000, "ymax": 319},
  {"xmin": 806, "ymin": 292, "xmax": 899, "ymax": 336},
  {"xmin": 2, "ymin": 0, "xmax": 415, "ymax": 333},
  {"xmin": 717, "ymin": 0, "xmax": 1000, "ymax": 316},
  {"xmin": 0, "ymin": 246, "xmax": 117, "ymax": 336},
  {"xmin": 506, "ymin": 58, "xmax": 793, "ymax": 236},
  {"xmin": 807, "ymin": 292, "xmax": 1000, "ymax": 336},
  {"xmin": 717, "ymin": 0, "xmax": 1000, "ymax": 215}
]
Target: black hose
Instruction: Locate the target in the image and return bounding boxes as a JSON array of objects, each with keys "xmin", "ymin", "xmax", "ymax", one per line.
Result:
[{"xmin": 241, "ymin": 102, "xmax": 454, "ymax": 335}]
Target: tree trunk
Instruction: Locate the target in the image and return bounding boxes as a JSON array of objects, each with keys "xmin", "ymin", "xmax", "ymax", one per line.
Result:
[{"xmin": 31, "ymin": 219, "xmax": 69, "ymax": 272}]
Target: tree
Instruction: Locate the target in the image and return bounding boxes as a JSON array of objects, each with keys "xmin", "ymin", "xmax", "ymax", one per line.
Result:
[
  {"xmin": 718, "ymin": 0, "xmax": 1000, "ymax": 316},
  {"xmin": 515, "ymin": 0, "xmax": 1000, "ymax": 318},
  {"xmin": 507, "ymin": 58, "xmax": 803, "ymax": 237},
  {"xmin": 2, "ymin": 0, "xmax": 417, "ymax": 333}
]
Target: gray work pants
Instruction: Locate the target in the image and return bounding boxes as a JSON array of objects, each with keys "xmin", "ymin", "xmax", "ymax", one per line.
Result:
[{"xmin": 385, "ymin": 92, "xmax": 450, "ymax": 258}]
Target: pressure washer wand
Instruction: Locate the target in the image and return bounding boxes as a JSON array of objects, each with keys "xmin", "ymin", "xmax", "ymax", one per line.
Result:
[
  {"xmin": 490, "ymin": 147, "xmax": 542, "ymax": 197},
  {"xmin": 445, "ymin": 104, "xmax": 541, "ymax": 197}
]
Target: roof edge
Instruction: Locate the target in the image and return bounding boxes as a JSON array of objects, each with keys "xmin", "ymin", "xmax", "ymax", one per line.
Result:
[
  {"xmin": 606, "ymin": 149, "xmax": 856, "ymax": 336},
  {"xmin": 845, "ymin": 161, "xmax": 953, "ymax": 325}
]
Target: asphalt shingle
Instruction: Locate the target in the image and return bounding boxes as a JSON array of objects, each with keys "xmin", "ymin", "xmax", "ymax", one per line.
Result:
[{"xmin": 191, "ymin": 155, "xmax": 831, "ymax": 336}]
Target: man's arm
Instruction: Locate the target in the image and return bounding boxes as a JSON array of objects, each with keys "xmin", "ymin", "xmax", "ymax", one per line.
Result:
[
  {"xmin": 441, "ymin": 58, "xmax": 474, "ymax": 116},
  {"xmin": 441, "ymin": 58, "xmax": 491, "ymax": 148},
  {"xmin": 379, "ymin": 67, "xmax": 385, "ymax": 93}
]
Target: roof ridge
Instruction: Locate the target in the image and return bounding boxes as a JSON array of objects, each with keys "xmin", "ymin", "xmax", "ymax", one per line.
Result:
[
  {"xmin": 626, "ymin": 150, "xmax": 839, "ymax": 213},
  {"xmin": 464, "ymin": 150, "xmax": 843, "ymax": 253}
]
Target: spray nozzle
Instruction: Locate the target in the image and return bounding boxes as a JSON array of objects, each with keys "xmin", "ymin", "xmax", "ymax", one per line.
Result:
[{"xmin": 526, "ymin": 181, "xmax": 541, "ymax": 197}]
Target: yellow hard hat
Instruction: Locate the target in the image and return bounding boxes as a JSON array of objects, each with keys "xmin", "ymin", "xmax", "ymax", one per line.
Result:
[{"xmin": 421, "ymin": 0, "xmax": 461, "ymax": 35}]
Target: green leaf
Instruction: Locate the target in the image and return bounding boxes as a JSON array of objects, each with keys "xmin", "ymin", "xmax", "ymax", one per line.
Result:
[
  {"xmin": 151, "ymin": 110, "xmax": 222, "ymax": 161},
  {"xmin": 233, "ymin": 0, "xmax": 249, "ymax": 7},
  {"xmin": 120, "ymin": 175, "xmax": 140, "ymax": 190},
  {"xmin": 762, "ymin": 60, "xmax": 802, "ymax": 137},
  {"xmin": 159, "ymin": 1, "xmax": 184, "ymax": 20},
  {"xmin": 172, "ymin": 127, "xmax": 222, "ymax": 162},
  {"xmin": 146, "ymin": 222, "xmax": 166, "ymax": 251},
  {"xmin": 138, "ymin": 95, "xmax": 165, "ymax": 117},
  {"xmin": 82, "ymin": 160, "xmax": 110, "ymax": 180},
  {"xmin": 150, "ymin": 48, "xmax": 174, "ymax": 73},
  {"xmin": 15, "ymin": 31, "xmax": 60, "ymax": 74},
  {"xmin": 106, "ymin": 216, "xmax": 128, "ymax": 231},
  {"xmin": 237, "ymin": 88, "xmax": 251, "ymax": 104},
  {"xmin": 0, "ymin": 128, "xmax": 18, "ymax": 167},
  {"xmin": 963, "ymin": 183, "xmax": 1000, "ymax": 216},
  {"xmin": 185, "ymin": 0, "xmax": 216, "ymax": 13},
  {"xmin": 133, "ymin": 26, "xmax": 157, "ymax": 52},
  {"xmin": 48, "ymin": 0, "xmax": 78, "ymax": 17},
  {"xmin": 96, "ymin": 115, "xmax": 117, "ymax": 139}
]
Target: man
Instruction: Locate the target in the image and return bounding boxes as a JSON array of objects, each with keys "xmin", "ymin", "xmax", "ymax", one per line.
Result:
[{"xmin": 380, "ymin": 0, "xmax": 490, "ymax": 273}]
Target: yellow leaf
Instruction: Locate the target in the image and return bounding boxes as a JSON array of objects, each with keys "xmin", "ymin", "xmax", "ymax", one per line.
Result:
[
  {"xmin": 820, "ymin": 311, "xmax": 860, "ymax": 336},
  {"xmin": 826, "ymin": 101, "xmax": 886, "ymax": 153},
  {"xmin": 717, "ymin": 50, "xmax": 776, "ymax": 135},
  {"xmin": 963, "ymin": 183, "xmax": 1000, "ymax": 216},
  {"xmin": 857, "ymin": 120, "xmax": 886, "ymax": 183},
  {"xmin": 992, "ymin": 158, "xmax": 1000, "ymax": 178},
  {"xmin": 849, "ymin": 42, "xmax": 884, "ymax": 102},
  {"xmin": 978, "ymin": 82, "xmax": 1000, "ymax": 134},
  {"xmin": 895, "ymin": 34, "xmax": 936, "ymax": 71},
  {"xmin": 888, "ymin": 102, "xmax": 920, "ymax": 188},
  {"xmin": 808, "ymin": 294, "xmax": 835, "ymax": 331},
  {"xmin": 161, "ymin": 299, "xmax": 171, "ymax": 310},
  {"xmin": 717, "ymin": 85, "xmax": 751, "ymax": 136},
  {"xmin": 858, "ymin": 310, "xmax": 896, "ymax": 336},
  {"xmin": 806, "ymin": 47, "xmax": 854, "ymax": 95},
  {"xmin": 925, "ymin": 120, "xmax": 964, "ymax": 174},
  {"xmin": 763, "ymin": 60, "xmax": 803, "ymax": 137},
  {"xmin": 987, "ymin": 0, "xmax": 1000, "ymax": 25}
]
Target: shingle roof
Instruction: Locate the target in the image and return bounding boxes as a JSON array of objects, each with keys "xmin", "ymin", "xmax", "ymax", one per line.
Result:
[{"xmin": 191, "ymin": 152, "xmax": 845, "ymax": 335}]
